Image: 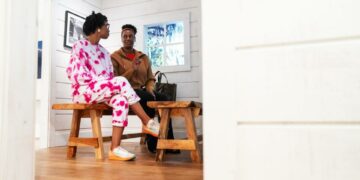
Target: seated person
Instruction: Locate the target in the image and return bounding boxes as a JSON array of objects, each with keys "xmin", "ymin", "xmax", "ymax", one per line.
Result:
[
  {"xmin": 111, "ymin": 24, "xmax": 179, "ymax": 154},
  {"xmin": 66, "ymin": 12, "xmax": 160, "ymax": 161}
]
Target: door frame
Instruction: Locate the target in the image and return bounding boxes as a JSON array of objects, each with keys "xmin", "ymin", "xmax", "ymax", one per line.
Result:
[{"xmin": 35, "ymin": 0, "xmax": 53, "ymax": 149}]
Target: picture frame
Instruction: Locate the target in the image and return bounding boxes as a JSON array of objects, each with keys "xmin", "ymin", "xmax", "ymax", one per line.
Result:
[{"xmin": 64, "ymin": 11, "xmax": 86, "ymax": 48}]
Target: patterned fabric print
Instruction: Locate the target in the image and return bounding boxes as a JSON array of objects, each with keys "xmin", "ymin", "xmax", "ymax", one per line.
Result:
[
  {"xmin": 66, "ymin": 40, "xmax": 140, "ymax": 127},
  {"xmin": 108, "ymin": 94, "xmax": 129, "ymax": 127}
]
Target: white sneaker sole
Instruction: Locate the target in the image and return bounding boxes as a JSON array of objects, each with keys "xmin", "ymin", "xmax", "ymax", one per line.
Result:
[
  {"xmin": 108, "ymin": 151, "xmax": 136, "ymax": 161},
  {"xmin": 142, "ymin": 126, "xmax": 159, "ymax": 138}
]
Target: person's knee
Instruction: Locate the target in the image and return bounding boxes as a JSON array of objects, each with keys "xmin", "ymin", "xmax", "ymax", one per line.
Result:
[
  {"xmin": 155, "ymin": 93, "xmax": 169, "ymax": 101},
  {"xmin": 110, "ymin": 94, "xmax": 128, "ymax": 107},
  {"xmin": 137, "ymin": 90, "xmax": 155, "ymax": 101},
  {"xmin": 144, "ymin": 92, "xmax": 155, "ymax": 101}
]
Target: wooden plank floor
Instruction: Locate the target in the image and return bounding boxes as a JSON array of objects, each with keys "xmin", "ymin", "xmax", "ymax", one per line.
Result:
[{"xmin": 36, "ymin": 142, "xmax": 203, "ymax": 180}]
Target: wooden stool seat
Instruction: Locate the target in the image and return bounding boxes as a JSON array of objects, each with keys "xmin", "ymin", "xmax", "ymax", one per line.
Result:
[
  {"xmin": 52, "ymin": 103, "xmax": 145, "ymax": 160},
  {"xmin": 147, "ymin": 101, "xmax": 202, "ymax": 163}
]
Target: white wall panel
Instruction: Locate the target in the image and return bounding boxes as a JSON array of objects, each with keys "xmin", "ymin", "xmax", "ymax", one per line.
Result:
[
  {"xmin": 55, "ymin": 19, "xmax": 65, "ymax": 36},
  {"xmin": 84, "ymin": 0, "xmax": 102, "ymax": 9},
  {"xmin": 55, "ymin": 35, "xmax": 69, "ymax": 53},
  {"xmin": 190, "ymin": 51, "xmax": 201, "ymax": 67},
  {"xmin": 203, "ymin": 0, "xmax": 360, "ymax": 179},
  {"xmin": 55, "ymin": 83, "xmax": 72, "ymax": 99},
  {"xmin": 236, "ymin": 125, "xmax": 360, "ymax": 180},
  {"xmin": 102, "ymin": 0, "xmax": 151, "ymax": 9},
  {"xmin": 236, "ymin": 40, "xmax": 360, "ymax": 122},
  {"xmin": 102, "ymin": 0, "xmax": 199, "ymax": 21},
  {"xmin": 55, "ymin": 0, "xmax": 100, "ymax": 20},
  {"xmin": 237, "ymin": 0, "xmax": 360, "ymax": 47},
  {"xmin": 54, "ymin": 97, "xmax": 72, "ymax": 104},
  {"xmin": 176, "ymin": 97, "xmax": 201, "ymax": 102},
  {"xmin": 55, "ymin": 50, "xmax": 70, "ymax": 68},
  {"xmin": 190, "ymin": 21, "xmax": 199, "ymax": 36},
  {"xmin": 190, "ymin": 36, "xmax": 200, "ymax": 52},
  {"xmin": 162, "ymin": 66, "xmax": 201, "ymax": 82},
  {"xmin": 177, "ymin": 82, "xmax": 199, "ymax": 98},
  {"xmin": 55, "ymin": 67, "xmax": 69, "ymax": 83}
]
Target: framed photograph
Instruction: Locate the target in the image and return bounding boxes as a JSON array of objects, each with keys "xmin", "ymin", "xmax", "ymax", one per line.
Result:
[{"xmin": 64, "ymin": 11, "xmax": 86, "ymax": 48}]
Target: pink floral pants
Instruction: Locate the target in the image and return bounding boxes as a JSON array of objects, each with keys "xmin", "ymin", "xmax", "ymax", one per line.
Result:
[{"xmin": 73, "ymin": 76, "xmax": 140, "ymax": 127}]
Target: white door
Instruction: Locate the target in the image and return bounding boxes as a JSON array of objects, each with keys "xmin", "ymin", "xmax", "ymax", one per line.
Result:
[
  {"xmin": 202, "ymin": 1, "xmax": 240, "ymax": 179},
  {"xmin": 0, "ymin": 0, "xmax": 38, "ymax": 178},
  {"xmin": 203, "ymin": 0, "xmax": 360, "ymax": 180},
  {"xmin": 35, "ymin": 0, "xmax": 52, "ymax": 149}
]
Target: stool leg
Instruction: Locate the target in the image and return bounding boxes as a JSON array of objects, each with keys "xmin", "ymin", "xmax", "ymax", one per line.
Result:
[
  {"xmin": 139, "ymin": 133, "xmax": 146, "ymax": 145},
  {"xmin": 156, "ymin": 109, "xmax": 170, "ymax": 161},
  {"xmin": 183, "ymin": 108, "xmax": 201, "ymax": 163},
  {"xmin": 67, "ymin": 110, "xmax": 81, "ymax": 159},
  {"xmin": 90, "ymin": 110, "xmax": 104, "ymax": 160}
]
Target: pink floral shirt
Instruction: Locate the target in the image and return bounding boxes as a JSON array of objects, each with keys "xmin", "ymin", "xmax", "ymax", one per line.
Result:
[{"xmin": 66, "ymin": 39, "xmax": 114, "ymax": 102}]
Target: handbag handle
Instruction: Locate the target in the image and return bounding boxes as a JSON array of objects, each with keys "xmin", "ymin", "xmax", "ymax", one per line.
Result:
[{"xmin": 154, "ymin": 71, "xmax": 169, "ymax": 83}]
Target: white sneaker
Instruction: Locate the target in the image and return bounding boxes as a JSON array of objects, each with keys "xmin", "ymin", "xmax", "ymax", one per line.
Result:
[
  {"xmin": 142, "ymin": 119, "xmax": 160, "ymax": 137},
  {"xmin": 108, "ymin": 146, "xmax": 136, "ymax": 161}
]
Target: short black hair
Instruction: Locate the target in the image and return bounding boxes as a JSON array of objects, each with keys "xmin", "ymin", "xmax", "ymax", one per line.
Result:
[
  {"xmin": 122, "ymin": 24, "xmax": 137, "ymax": 35},
  {"xmin": 83, "ymin": 11, "xmax": 108, "ymax": 36}
]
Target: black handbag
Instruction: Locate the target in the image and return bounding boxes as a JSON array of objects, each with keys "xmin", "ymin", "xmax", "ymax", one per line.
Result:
[
  {"xmin": 154, "ymin": 71, "xmax": 177, "ymax": 101},
  {"xmin": 146, "ymin": 71, "xmax": 179, "ymax": 154}
]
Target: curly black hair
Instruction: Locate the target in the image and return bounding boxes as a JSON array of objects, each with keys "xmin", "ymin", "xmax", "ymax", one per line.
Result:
[
  {"xmin": 83, "ymin": 11, "xmax": 108, "ymax": 36},
  {"xmin": 122, "ymin": 24, "xmax": 137, "ymax": 35}
]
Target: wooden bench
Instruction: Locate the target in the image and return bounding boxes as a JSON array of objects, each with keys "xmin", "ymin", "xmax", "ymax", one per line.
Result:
[
  {"xmin": 52, "ymin": 103, "xmax": 145, "ymax": 160},
  {"xmin": 147, "ymin": 101, "xmax": 202, "ymax": 163}
]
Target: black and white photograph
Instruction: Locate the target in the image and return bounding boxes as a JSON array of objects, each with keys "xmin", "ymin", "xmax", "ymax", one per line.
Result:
[{"xmin": 64, "ymin": 11, "xmax": 85, "ymax": 48}]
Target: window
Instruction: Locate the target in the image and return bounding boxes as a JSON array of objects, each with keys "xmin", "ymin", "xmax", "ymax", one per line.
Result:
[{"xmin": 143, "ymin": 12, "xmax": 190, "ymax": 72}]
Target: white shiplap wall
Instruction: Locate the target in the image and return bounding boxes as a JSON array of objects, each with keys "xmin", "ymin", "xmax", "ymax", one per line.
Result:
[
  {"xmin": 101, "ymin": 0, "xmax": 202, "ymax": 138},
  {"xmin": 234, "ymin": 0, "xmax": 360, "ymax": 179},
  {"xmin": 50, "ymin": 0, "xmax": 202, "ymax": 146},
  {"xmin": 203, "ymin": 0, "xmax": 360, "ymax": 179},
  {"xmin": 50, "ymin": 0, "xmax": 104, "ymax": 146}
]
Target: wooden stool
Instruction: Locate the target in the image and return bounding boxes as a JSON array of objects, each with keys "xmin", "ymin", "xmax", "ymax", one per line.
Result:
[
  {"xmin": 52, "ymin": 103, "xmax": 145, "ymax": 160},
  {"xmin": 147, "ymin": 101, "xmax": 202, "ymax": 163}
]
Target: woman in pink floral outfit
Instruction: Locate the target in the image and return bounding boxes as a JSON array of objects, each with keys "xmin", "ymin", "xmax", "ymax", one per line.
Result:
[{"xmin": 66, "ymin": 12, "xmax": 159, "ymax": 161}]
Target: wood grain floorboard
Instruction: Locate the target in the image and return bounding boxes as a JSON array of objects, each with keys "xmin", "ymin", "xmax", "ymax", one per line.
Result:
[{"xmin": 36, "ymin": 142, "xmax": 203, "ymax": 180}]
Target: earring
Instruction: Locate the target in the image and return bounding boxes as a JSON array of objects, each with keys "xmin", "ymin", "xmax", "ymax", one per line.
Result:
[{"xmin": 97, "ymin": 29, "xmax": 101, "ymax": 32}]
